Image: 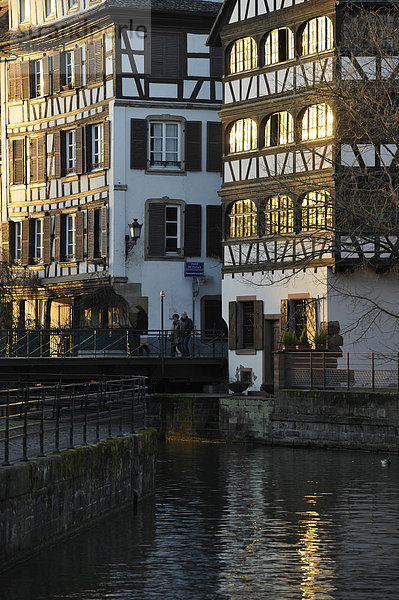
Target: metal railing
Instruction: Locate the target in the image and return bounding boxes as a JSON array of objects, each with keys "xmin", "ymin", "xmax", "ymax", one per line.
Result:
[
  {"xmin": 283, "ymin": 351, "xmax": 399, "ymax": 392},
  {"xmin": 0, "ymin": 377, "xmax": 147, "ymax": 465},
  {"xmin": 0, "ymin": 329, "xmax": 228, "ymax": 359}
]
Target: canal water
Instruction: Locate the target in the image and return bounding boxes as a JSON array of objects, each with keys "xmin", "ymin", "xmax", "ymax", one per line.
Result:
[{"xmin": 2, "ymin": 442, "xmax": 399, "ymax": 600}]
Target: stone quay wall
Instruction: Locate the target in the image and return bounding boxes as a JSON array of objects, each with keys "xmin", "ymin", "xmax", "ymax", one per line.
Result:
[
  {"xmin": 147, "ymin": 392, "xmax": 399, "ymax": 451},
  {"xmin": 0, "ymin": 430, "xmax": 157, "ymax": 571}
]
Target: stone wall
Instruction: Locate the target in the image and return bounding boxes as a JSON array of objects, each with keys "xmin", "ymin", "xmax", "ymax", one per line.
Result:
[{"xmin": 0, "ymin": 430, "xmax": 157, "ymax": 571}]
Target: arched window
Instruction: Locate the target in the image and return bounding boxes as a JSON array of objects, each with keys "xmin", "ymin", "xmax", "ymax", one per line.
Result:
[
  {"xmin": 229, "ymin": 200, "xmax": 257, "ymax": 238},
  {"xmin": 301, "ymin": 191, "xmax": 333, "ymax": 231},
  {"xmin": 229, "ymin": 119, "xmax": 258, "ymax": 153},
  {"xmin": 264, "ymin": 196, "xmax": 295, "ymax": 235},
  {"xmin": 265, "ymin": 112, "xmax": 294, "ymax": 147},
  {"xmin": 265, "ymin": 28, "xmax": 294, "ymax": 65},
  {"xmin": 230, "ymin": 37, "xmax": 258, "ymax": 74},
  {"xmin": 302, "ymin": 17, "xmax": 333, "ymax": 56},
  {"xmin": 301, "ymin": 104, "xmax": 333, "ymax": 141}
]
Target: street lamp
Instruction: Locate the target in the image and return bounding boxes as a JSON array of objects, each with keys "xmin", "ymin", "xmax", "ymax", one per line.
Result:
[
  {"xmin": 160, "ymin": 291, "xmax": 165, "ymax": 368},
  {"xmin": 125, "ymin": 219, "xmax": 143, "ymax": 255}
]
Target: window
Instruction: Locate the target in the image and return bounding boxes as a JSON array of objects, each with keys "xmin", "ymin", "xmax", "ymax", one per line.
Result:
[
  {"xmin": 301, "ymin": 191, "xmax": 333, "ymax": 231},
  {"xmin": 240, "ymin": 301, "xmax": 255, "ymax": 348},
  {"xmin": 91, "ymin": 124, "xmax": 103, "ymax": 169},
  {"xmin": 68, "ymin": 0, "xmax": 78, "ymax": 9},
  {"xmin": 45, "ymin": 0, "xmax": 55, "ymax": 17},
  {"xmin": 11, "ymin": 138, "xmax": 26, "ymax": 185},
  {"xmin": 264, "ymin": 196, "xmax": 294, "ymax": 235},
  {"xmin": 65, "ymin": 130, "xmax": 76, "ymax": 173},
  {"xmin": 302, "ymin": 17, "xmax": 333, "ymax": 56},
  {"xmin": 164, "ymin": 205, "xmax": 181, "ymax": 253},
  {"xmin": 14, "ymin": 222, "xmax": 22, "ymax": 261},
  {"xmin": 265, "ymin": 28, "xmax": 294, "ymax": 65},
  {"xmin": 149, "ymin": 121, "xmax": 181, "ymax": 169},
  {"xmin": 34, "ymin": 219, "xmax": 44, "ymax": 260},
  {"xmin": 229, "ymin": 200, "xmax": 257, "ymax": 238},
  {"xmin": 19, "ymin": 0, "xmax": 30, "ymax": 23},
  {"xmin": 31, "ymin": 60, "xmax": 43, "ymax": 98},
  {"xmin": 301, "ymin": 104, "xmax": 333, "ymax": 141},
  {"xmin": 229, "ymin": 300, "xmax": 264, "ymax": 351},
  {"xmin": 229, "ymin": 119, "xmax": 257, "ymax": 153},
  {"xmin": 265, "ymin": 112, "xmax": 294, "ymax": 147},
  {"xmin": 229, "ymin": 37, "xmax": 258, "ymax": 74},
  {"xmin": 64, "ymin": 51, "xmax": 74, "ymax": 86},
  {"xmin": 65, "ymin": 214, "xmax": 76, "ymax": 259}
]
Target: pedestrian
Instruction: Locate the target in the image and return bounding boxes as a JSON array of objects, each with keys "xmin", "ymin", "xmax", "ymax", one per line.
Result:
[
  {"xmin": 168, "ymin": 313, "xmax": 182, "ymax": 357},
  {"xmin": 134, "ymin": 305, "xmax": 150, "ymax": 355},
  {"xmin": 180, "ymin": 311, "xmax": 193, "ymax": 357}
]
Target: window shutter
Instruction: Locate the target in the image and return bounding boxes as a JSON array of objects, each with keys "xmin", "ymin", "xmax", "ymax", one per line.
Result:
[
  {"xmin": 87, "ymin": 208, "xmax": 95, "ymax": 259},
  {"xmin": 21, "ymin": 219, "xmax": 31, "ymax": 266},
  {"xmin": 151, "ymin": 32, "xmax": 180, "ymax": 78},
  {"xmin": 207, "ymin": 122, "xmax": 222, "ymax": 172},
  {"xmin": 75, "ymin": 126, "xmax": 85, "ymax": 174},
  {"xmin": 74, "ymin": 47, "xmax": 82, "ymax": 88},
  {"xmin": 254, "ymin": 300, "xmax": 264, "ymax": 350},
  {"xmin": 184, "ymin": 204, "xmax": 201, "ymax": 257},
  {"xmin": 306, "ymin": 298, "xmax": 318, "ymax": 345},
  {"xmin": 86, "ymin": 41, "xmax": 95, "ymax": 85},
  {"xmin": 75, "ymin": 211, "xmax": 84, "ymax": 261},
  {"xmin": 101, "ymin": 205, "xmax": 107, "ymax": 258},
  {"xmin": 12, "ymin": 139, "xmax": 25, "ymax": 185},
  {"xmin": 53, "ymin": 131, "xmax": 61, "ymax": 178},
  {"xmin": 38, "ymin": 135, "xmax": 47, "ymax": 182},
  {"xmin": 30, "ymin": 137, "xmax": 38, "ymax": 183},
  {"xmin": 280, "ymin": 299, "xmax": 288, "ymax": 333},
  {"xmin": 185, "ymin": 121, "xmax": 202, "ymax": 172},
  {"xmin": 1, "ymin": 222, "xmax": 11, "ymax": 263},
  {"xmin": 94, "ymin": 38, "xmax": 103, "ymax": 82},
  {"xmin": 147, "ymin": 203, "xmax": 165, "ymax": 257},
  {"xmin": 53, "ymin": 53, "xmax": 61, "ymax": 93},
  {"xmin": 228, "ymin": 301, "xmax": 237, "ymax": 350},
  {"xmin": 130, "ymin": 119, "xmax": 148, "ymax": 169},
  {"xmin": 54, "ymin": 214, "xmax": 65, "ymax": 262},
  {"xmin": 42, "ymin": 56, "xmax": 50, "ymax": 96},
  {"xmin": 43, "ymin": 215, "xmax": 51, "ymax": 264},
  {"xmin": 8, "ymin": 62, "xmax": 16, "ymax": 101},
  {"xmin": 21, "ymin": 61, "xmax": 30, "ymax": 100},
  {"xmin": 206, "ymin": 205, "xmax": 222, "ymax": 259},
  {"xmin": 210, "ymin": 47, "xmax": 222, "ymax": 78},
  {"xmin": 103, "ymin": 120, "xmax": 110, "ymax": 169}
]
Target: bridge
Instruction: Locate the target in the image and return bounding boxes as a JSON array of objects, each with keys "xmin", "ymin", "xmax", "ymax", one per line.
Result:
[{"xmin": 0, "ymin": 329, "xmax": 228, "ymax": 391}]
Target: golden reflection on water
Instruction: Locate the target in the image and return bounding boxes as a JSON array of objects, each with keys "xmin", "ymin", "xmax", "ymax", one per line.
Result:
[{"xmin": 297, "ymin": 495, "xmax": 336, "ymax": 600}]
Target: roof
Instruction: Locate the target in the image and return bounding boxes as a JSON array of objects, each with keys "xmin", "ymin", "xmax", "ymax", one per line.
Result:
[{"xmin": 105, "ymin": 0, "xmax": 222, "ymax": 13}]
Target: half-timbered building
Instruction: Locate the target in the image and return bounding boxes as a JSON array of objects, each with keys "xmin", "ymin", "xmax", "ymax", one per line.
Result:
[
  {"xmin": 0, "ymin": 0, "xmax": 224, "ymax": 333},
  {"xmin": 209, "ymin": 0, "xmax": 399, "ymax": 391}
]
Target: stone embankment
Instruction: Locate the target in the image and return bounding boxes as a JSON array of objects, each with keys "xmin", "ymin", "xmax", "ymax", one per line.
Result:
[
  {"xmin": 0, "ymin": 430, "xmax": 157, "ymax": 572},
  {"xmin": 147, "ymin": 391, "xmax": 399, "ymax": 452}
]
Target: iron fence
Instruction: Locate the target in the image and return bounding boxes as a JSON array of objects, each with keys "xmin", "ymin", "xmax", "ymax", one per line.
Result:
[
  {"xmin": 0, "ymin": 329, "xmax": 227, "ymax": 359},
  {"xmin": 0, "ymin": 377, "xmax": 147, "ymax": 465},
  {"xmin": 284, "ymin": 351, "xmax": 399, "ymax": 392}
]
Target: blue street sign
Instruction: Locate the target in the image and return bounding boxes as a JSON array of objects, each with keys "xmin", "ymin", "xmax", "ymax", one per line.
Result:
[{"xmin": 184, "ymin": 261, "xmax": 204, "ymax": 277}]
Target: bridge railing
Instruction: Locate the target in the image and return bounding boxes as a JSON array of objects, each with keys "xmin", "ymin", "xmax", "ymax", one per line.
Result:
[
  {"xmin": 0, "ymin": 376, "xmax": 147, "ymax": 465},
  {"xmin": 0, "ymin": 329, "xmax": 228, "ymax": 359}
]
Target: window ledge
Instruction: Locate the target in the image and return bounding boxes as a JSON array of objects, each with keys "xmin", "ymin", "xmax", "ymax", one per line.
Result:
[
  {"xmin": 61, "ymin": 174, "xmax": 79, "ymax": 182},
  {"xmin": 145, "ymin": 255, "xmax": 185, "ymax": 261},
  {"xmin": 87, "ymin": 258, "xmax": 104, "ymax": 265},
  {"xmin": 28, "ymin": 264, "xmax": 45, "ymax": 271},
  {"xmin": 30, "ymin": 97, "xmax": 46, "ymax": 104},
  {"xmin": 59, "ymin": 261, "xmax": 79, "ymax": 267},
  {"xmin": 145, "ymin": 169, "xmax": 186, "ymax": 176},
  {"xmin": 88, "ymin": 170, "xmax": 106, "ymax": 178},
  {"xmin": 29, "ymin": 182, "xmax": 46, "ymax": 188},
  {"xmin": 235, "ymin": 348, "xmax": 257, "ymax": 355}
]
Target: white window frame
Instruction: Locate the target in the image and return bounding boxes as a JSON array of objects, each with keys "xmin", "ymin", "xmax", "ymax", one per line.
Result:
[
  {"xmin": 34, "ymin": 219, "xmax": 44, "ymax": 260},
  {"xmin": 19, "ymin": 0, "xmax": 30, "ymax": 23},
  {"xmin": 91, "ymin": 124, "xmax": 103, "ymax": 170},
  {"xmin": 15, "ymin": 222, "xmax": 22, "ymax": 260},
  {"xmin": 149, "ymin": 121, "xmax": 181, "ymax": 170},
  {"xmin": 32, "ymin": 60, "xmax": 43, "ymax": 98},
  {"xmin": 65, "ymin": 51, "xmax": 74, "ymax": 86},
  {"xmin": 65, "ymin": 130, "xmax": 76, "ymax": 173},
  {"xmin": 165, "ymin": 204, "xmax": 181, "ymax": 254},
  {"xmin": 45, "ymin": 0, "xmax": 56, "ymax": 18},
  {"xmin": 65, "ymin": 214, "xmax": 76, "ymax": 259},
  {"xmin": 68, "ymin": 0, "xmax": 79, "ymax": 9}
]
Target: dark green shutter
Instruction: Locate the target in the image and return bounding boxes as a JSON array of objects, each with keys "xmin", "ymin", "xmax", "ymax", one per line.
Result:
[
  {"xmin": 254, "ymin": 300, "xmax": 264, "ymax": 350},
  {"xmin": 185, "ymin": 121, "xmax": 202, "ymax": 171},
  {"xmin": 206, "ymin": 205, "xmax": 222, "ymax": 259},
  {"xmin": 130, "ymin": 119, "xmax": 148, "ymax": 169},
  {"xmin": 148, "ymin": 203, "xmax": 165, "ymax": 257},
  {"xmin": 229, "ymin": 302, "xmax": 237, "ymax": 350},
  {"xmin": 184, "ymin": 204, "xmax": 201, "ymax": 257},
  {"xmin": 206, "ymin": 122, "xmax": 222, "ymax": 172}
]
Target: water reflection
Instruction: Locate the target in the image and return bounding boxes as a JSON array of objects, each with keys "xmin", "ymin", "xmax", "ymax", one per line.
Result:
[{"xmin": 1, "ymin": 443, "xmax": 399, "ymax": 600}]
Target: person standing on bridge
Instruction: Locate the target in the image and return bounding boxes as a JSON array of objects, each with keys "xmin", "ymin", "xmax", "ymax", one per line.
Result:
[
  {"xmin": 133, "ymin": 305, "xmax": 150, "ymax": 356},
  {"xmin": 168, "ymin": 314, "xmax": 182, "ymax": 357},
  {"xmin": 180, "ymin": 311, "xmax": 193, "ymax": 357}
]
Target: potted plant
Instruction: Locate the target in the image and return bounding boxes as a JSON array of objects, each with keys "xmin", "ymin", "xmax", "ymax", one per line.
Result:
[
  {"xmin": 282, "ymin": 330, "xmax": 298, "ymax": 350},
  {"xmin": 313, "ymin": 328, "xmax": 328, "ymax": 349},
  {"xmin": 298, "ymin": 328, "xmax": 310, "ymax": 349},
  {"xmin": 228, "ymin": 380, "xmax": 249, "ymax": 395}
]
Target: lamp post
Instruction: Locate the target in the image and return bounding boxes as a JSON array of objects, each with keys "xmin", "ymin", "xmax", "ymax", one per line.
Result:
[
  {"xmin": 160, "ymin": 291, "xmax": 165, "ymax": 371},
  {"xmin": 125, "ymin": 219, "xmax": 143, "ymax": 256}
]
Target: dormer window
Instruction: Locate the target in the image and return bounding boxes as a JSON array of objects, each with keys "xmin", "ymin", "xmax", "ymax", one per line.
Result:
[
  {"xmin": 229, "ymin": 119, "xmax": 257, "ymax": 153},
  {"xmin": 265, "ymin": 112, "xmax": 294, "ymax": 147},
  {"xmin": 301, "ymin": 104, "xmax": 333, "ymax": 141},
  {"xmin": 265, "ymin": 28, "xmax": 294, "ymax": 66},
  {"xmin": 19, "ymin": 0, "xmax": 30, "ymax": 23},
  {"xmin": 229, "ymin": 37, "xmax": 258, "ymax": 74},
  {"xmin": 302, "ymin": 17, "xmax": 333, "ymax": 56}
]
